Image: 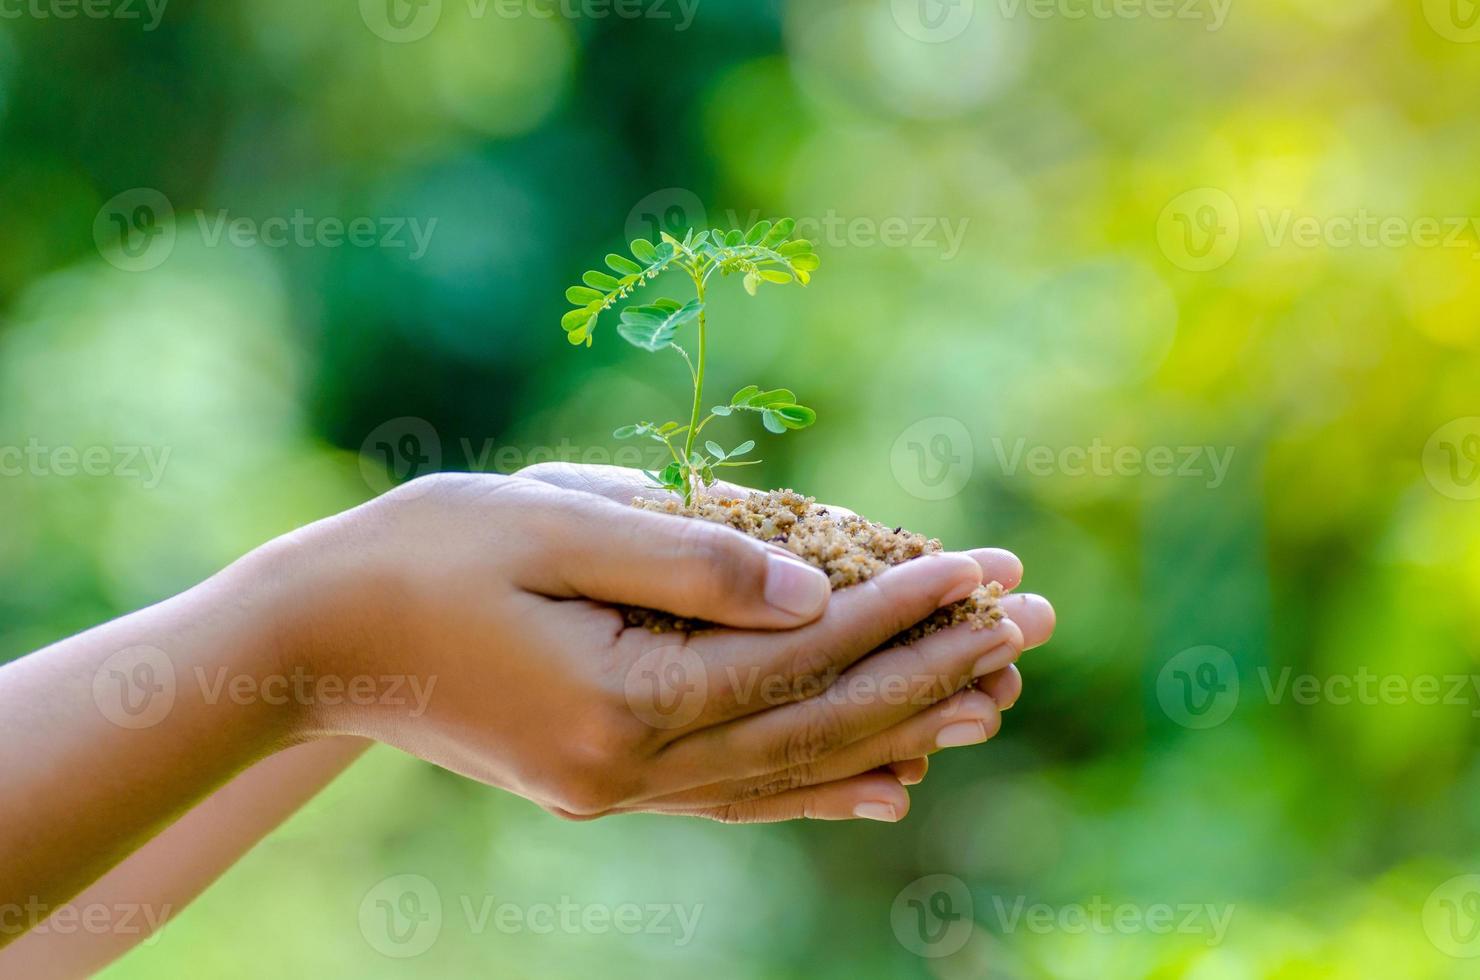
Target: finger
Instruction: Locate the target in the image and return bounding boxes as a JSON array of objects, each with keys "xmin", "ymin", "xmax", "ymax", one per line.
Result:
[
  {"xmin": 676, "ymin": 553, "xmax": 984, "ymax": 727},
  {"xmin": 889, "ymin": 757, "xmax": 928, "ymax": 786},
  {"xmin": 512, "ymin": 481, "xmax": 833, "ymax": 629},
  {"xmin": 659, "ymin": 618, "xmax": 1023, "ymax": 788},
  {"xmin": 997, "ymin": 593, "xmax": 1056, "ymax": 649},
  {"xmin": 689, "ymin": 772, "xmax": 910, "ymax": 824},
  {"xmin": 965, "ymin": 547, "xmax": 1022, "ymax": 593},
  {"xmin": 979, "ymin": 664, "xmax": 1022, "ymax": 710},
  {"xmin": 648, "ymin": 690, "xmax": 998, "ymax": 808}
]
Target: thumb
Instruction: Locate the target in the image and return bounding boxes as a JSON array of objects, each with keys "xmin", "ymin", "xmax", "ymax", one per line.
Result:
[{"xmin": 519, "ymin": 486, "xmax": 833, "ymax": 629}]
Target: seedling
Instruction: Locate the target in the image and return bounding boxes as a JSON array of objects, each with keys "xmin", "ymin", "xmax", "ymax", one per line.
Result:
[{"xmin": 560, "ymin": 218, "xmax": 821, "ymax": 506}]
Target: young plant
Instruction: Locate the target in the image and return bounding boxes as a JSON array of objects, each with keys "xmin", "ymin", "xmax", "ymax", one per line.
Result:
[{"xmin": 560, "ymin": 218, "xmax": 821, "ymax": 506}]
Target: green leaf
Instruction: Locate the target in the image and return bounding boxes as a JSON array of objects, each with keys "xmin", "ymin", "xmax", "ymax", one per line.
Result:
[
  {"xmin": 583, "ymin": 270, "xmax": 622, "ymax": 291},
  {"xmin": 613, "ymin": 424, "xmax": 639, "ymax": 439},
  {"xmin": 566, "ymin": 285, "xmax": 604, "ymax": 306},
  {"xmin": 606, "ymin": 253, "xmax": 643, "ymax": 276},
  {"xmin": 616, "ymin": 299, "xmax": 703, "ymax": 352},
  {"xmin": 710, "ymin": 405, "xmax": 733, "ymax": 416},
  {"xmin": 630, "ymin": 238, "xmax": 658, "ymax": 263},
  {"xmin": 778, "ymin": 240, "xmax": 813, "ymax": 256},
  {"xmin": 743, "ymin": 271, "xmax": 760, "ymax": 296},
  {"xmin": 730, "ymin": 384, "xmax": 760, "ymax": 405},
  {"xmin": 762, "ymin": 410, "xmax": 787, "ymax": 434},
  {"xmin": 729, "ymin": 439, "xmax": 755, "ymax": 457},
  {"xmin": 762, "ymin": 217, "xmax": 796, "ymax": 247},
  {"xmin": 758, "ymin": 269, "xmax": 792, "ymax": 284},
  {"xmin": 659, "ymin": 461, "xmax": 684, "ymax": 489},
  {"xmin": 750, "ymin": 388, "xmax": 797, "ymax": 407},
  {"xmin": 775, "ymin": 405, "xmax": 817, "ymax": 429},
  {"xmin": 745, "ymin": 220, "xmax": 772, "ymax": 244},
  {"xmin": 791, "ymin": 253, "xmax": 820, "ymax": 272},
  {"xmin": 704, "ymin": 440, "xmax": 725, "ymax": 459},
  {"xmin": 561, "ymin": 307, "xmax": 593, "ymax": 333},
  {"xmin": 725, "ymin": 229, "xmax": 745, "ymax": 246}
]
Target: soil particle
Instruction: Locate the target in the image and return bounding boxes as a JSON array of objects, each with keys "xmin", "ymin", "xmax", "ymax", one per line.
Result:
[{"xmin": 624, "ymin": 489, "xmax": 1004, "ymax": 643}]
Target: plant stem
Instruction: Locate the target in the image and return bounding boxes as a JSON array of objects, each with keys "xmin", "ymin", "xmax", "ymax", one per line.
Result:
[{"xmin": 681, "ymin": 271, "xmax": 708, "ymax": 507}]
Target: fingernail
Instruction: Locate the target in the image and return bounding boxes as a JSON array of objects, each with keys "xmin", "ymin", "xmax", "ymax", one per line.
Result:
[
  {"xmin": 936, "ymin": 720, "xmax": 988, "ymax": 748},
  {"xmin": 765, "ymin": 553, "xmax": 831, "ymax": 618},
  {"xmin": 853, "ymin": 801, "xmax": 899, "ymax": 822},
  {"xmin": 971, "ymin": 643, "xmax": 1017, "ymax": 678}
]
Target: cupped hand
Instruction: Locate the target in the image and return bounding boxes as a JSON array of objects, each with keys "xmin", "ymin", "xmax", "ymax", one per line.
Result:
[
  {"xmin": 519, "ymin": 463, "xmax": 1041, "ymax": 706},
  {"xmin": 270, "ymin": 470, "xmax": 1053, "ymax": 824}
]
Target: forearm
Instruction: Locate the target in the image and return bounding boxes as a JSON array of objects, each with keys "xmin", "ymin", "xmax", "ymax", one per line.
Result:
[
  {"xmin": 0, "ymin": 735, "xmax": 369, "ymax": 977},
  {"xmin": 0, "ymin": 543, "xmax": 316, "ymax": 946}
]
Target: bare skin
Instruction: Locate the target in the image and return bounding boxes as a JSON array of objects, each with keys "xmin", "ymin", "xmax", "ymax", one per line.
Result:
[{"xmin": 0, "ymin": 465, "xmax": 1054, "ymax": 971}]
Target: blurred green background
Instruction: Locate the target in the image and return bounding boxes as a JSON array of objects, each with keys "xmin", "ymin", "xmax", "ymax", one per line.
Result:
[{"xmin": 4, "ymin": 0, "xmax": 1480, "ymax": 975}]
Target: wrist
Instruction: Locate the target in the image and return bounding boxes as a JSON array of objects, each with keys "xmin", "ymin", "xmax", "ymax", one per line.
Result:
[{"xmin": 217, "ymin": 530, "xmax": 352, "ymax": 742}]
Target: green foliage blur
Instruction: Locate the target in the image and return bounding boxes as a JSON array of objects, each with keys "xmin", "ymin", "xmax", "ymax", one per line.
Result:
[{"xmin": 3, "ymin": 0, "xmax": 1480, "ymax": 976}]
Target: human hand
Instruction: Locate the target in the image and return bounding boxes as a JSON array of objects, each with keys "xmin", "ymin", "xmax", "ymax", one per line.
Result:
[
  {"xmin": 516, "ymin": 461, "xmax": 1037, "ymax": 715},
  {"xmin": 267, "ymin": 470, "xmax": 1054, "ymax": 823}
]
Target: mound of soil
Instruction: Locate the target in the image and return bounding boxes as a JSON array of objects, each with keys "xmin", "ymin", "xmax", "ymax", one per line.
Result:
[{"xmin": 624, "ymin": 489, "xmax": 1004, "ymax": 643}]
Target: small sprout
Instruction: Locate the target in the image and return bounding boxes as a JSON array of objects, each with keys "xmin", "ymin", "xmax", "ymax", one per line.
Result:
[{"xmin": 560, "ymin": 216, "xmax": 820, "ymax": 506}]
